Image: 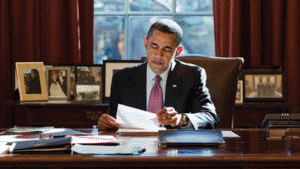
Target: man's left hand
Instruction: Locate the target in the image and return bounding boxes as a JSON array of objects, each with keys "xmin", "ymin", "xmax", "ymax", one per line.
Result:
[{"xmin": 157, "ymin": 107, "xmax": 185, "ymax": 127}]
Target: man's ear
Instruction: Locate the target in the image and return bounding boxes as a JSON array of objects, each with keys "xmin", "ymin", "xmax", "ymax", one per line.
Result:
[
  {"xmin": 144, "ymin": 37, "xmax": 148, "ymax": 49},
  {"xmin": 175, "ymin": 46, "xmax": 183, "ymax": 57}
]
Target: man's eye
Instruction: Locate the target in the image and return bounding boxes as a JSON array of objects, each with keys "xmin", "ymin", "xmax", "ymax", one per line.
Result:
[
  {"xmin": 151, "ymin": 44, "xmax": 158, "ymax": 49},
  {"xmin": 164, "ymin": 48, "xmax": 172, "ymax": 52}
]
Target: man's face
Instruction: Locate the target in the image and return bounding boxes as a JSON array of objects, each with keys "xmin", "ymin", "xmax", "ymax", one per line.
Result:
[{"xmin": 144, "ymin": 30, "xmax": 182, "ymax": 75}]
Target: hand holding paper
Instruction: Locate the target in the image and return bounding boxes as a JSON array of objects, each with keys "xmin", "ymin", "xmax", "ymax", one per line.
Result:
[{"xmin": 116, "ymin": 104, "xmax": 160, "ymax": 130}]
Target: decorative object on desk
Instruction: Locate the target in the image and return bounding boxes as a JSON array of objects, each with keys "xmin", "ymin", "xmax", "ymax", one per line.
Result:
[
  {"xmin": 262, "ymin": 113, "xmax": 300, "ymax": 140},
  {"xmin": 75, "ymin": 85, "xmax": 101, "ymax": 101},
  {"xmin": 103, "ymin": 60, "xmax": 142, "ymax": 102},
  {"xmin": 45, "ymin": 66, "xmax": 71, "ymax": 100},
  {"xmin": 242, "ymin": 71, "xmax": 285, "ymax": 102},
  {"xmin": 235, "ymin": 80, "xmax": 243, "ymax": 104},
  {"xmin": 262, "ymin": 113, "xmax": 300, "ymax": 129},
  {"xmin": 15, "ymin": 62, "xmax": 48, "ymax": 101}
]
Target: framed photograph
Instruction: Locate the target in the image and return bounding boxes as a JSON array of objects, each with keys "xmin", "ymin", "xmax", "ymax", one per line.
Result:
[
  {"xmin": 75, "ymin": 64, "xmax": 102, "ymax": 101},
  {"xmin": 235, "ymin": 80, "xmax": 243, "ymax": 104},
  {"xmin": 103, "ymin": 60, "xmax": 142, "ymax": 102},
  {"xmin": 243, "ymin": 71, "xmax": 285, "ymax": 102},
  {"xmin": 75, "ymin": 64, "xmax": 102, "ymax": 85},
  {"xmin": 15, "ymin": 62, "xmax": 48, "ymax": 101},
  {"xmin": 45, "ymin": 66, "xmax": 71, "ymax": 100},
  {"xmin": 75, "ymin": 85, "xmax": 101, "ymax": 101},
  {"xmin": 45, "ymin": 64, "xmax": 76, "ymax": 97}
]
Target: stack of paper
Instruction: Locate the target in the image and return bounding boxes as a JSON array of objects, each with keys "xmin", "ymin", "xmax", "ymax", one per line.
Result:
[{"xmin": 116, "ymin": 104, "xmax": 165, "ymax": 136}]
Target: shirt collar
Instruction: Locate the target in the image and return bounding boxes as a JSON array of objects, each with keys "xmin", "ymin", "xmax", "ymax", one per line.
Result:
[{"xmin": 147, "ymin": 59, "xmax": 176, "ymax": 81}]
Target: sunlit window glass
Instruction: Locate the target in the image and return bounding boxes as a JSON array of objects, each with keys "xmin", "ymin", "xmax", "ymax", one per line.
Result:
[
  {"xmin": 130, "ymin": 0, "xmax": 172, "ymax": 12},
  {"xmin": 94, "ymin": 16, "xmax": 125, "ymax": 64},
  {"xmin": 94, "ymin": 0, "xmax": 214, "ymax": 64}
]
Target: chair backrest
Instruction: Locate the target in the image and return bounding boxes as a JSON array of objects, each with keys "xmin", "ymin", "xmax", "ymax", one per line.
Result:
[{"xmin": 177, "ymin": 55, "xmax": 244, "ymax": 129}]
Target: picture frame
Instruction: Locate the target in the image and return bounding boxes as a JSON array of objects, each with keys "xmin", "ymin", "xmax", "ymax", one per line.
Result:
[
  {"xmin": 75, "ymin": 84, "xmax": 101, "ymax": 101},
  {"xmin": 103, "ymin": 60, "xmax": 143, "ymax": 102},
  {"xmin": 15, "ymin": 62, "xmax": 48, "ymax": 101},
  {"xmin": 235, "ymin": 80, "xmax": 243, "ymax": 104},
  {"xmin": 45, "ymin": 64, "xmax": 76, "ymax": 97},
  {"xmin": 45, "ymin": 66, "xmax": 71, "ymax": 100},
  {"xmin": 75, "ymin": 64, "xmax": 102, "ymax": 101},
  {"xmin": 243, "ymin": 71, "xmax": 285, "ymax": 102}
]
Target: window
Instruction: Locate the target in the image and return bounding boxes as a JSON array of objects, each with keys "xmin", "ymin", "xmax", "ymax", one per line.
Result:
[{"xmin": 94, "ymin": 0, "xmax": 215, "ymax": 64}]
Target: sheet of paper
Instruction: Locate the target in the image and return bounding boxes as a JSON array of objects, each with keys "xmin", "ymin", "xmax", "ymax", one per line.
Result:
[
  {"xmin": 116, "ymin": 104, "xmax": 160, "ymax": 130},
  {"xmin": 221, "ymin": 130, "xmax": 240, "ymax": 138},
  {"xmin": 71, "ymin": 135, "xmax": 118, "ymax": 145},
  {"xmin": 71, "ymin": 144, "xmax": 145, "ymax": 155}
]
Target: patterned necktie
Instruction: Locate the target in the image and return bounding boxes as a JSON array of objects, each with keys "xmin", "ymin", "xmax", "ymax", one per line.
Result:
[{"xmin": 148, "ymin": 75, "xmax": 163, "ymax": 113}]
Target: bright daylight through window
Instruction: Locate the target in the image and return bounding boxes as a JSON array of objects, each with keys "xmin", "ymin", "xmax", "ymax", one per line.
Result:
[{"xmin": 94, "ymin": 0, "xmax": 215, "ymax": 64}]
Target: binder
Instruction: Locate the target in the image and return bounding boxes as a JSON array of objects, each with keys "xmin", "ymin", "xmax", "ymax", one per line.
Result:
[{"xmin": 158, "ymin": 130, "xmax": 225, "ymax": 148}]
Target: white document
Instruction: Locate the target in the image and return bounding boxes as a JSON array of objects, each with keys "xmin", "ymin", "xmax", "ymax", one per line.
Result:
[{"xmin": 116, "ymin": 104, "xmax": 160, "ymax": 130}]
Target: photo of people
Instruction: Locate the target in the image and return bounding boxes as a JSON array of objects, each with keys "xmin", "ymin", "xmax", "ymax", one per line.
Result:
[
  {"xmin": 76, "ymin": 66, "xmax": 102, "ymax": 85},
  {"xmin": 23, "ymin": 69, "xmax": 42, "ymax": 94},
  {"xmin": 48, "ymin": 69, "xmax": 68, "ymax": 97},
  {"xmin": 244, "ymin": 74, "xmax": 283, "ymax": 99}
]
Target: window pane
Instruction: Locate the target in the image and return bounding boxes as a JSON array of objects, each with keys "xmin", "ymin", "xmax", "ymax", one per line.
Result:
[
  {"xmin": 94, "ymin": 16, "xmax": 125, "ymax": 64},
  {"xmin": 130, "ymin": 0, "xmax": 172, "ymax": 12},
  {"xmin": 94, "ymin": 0, "xmax": 125, "ymax": 12},
  {"xmin": 175, "ymin": 16, "xmax": 215, "ymax": 56},
  {"xmin": 129, "ymin": 16, "xmax": 172, "ymax": 60},
  {"xmin": 176, "ymin": 0, "xmax": 213, "ymax": 13}
]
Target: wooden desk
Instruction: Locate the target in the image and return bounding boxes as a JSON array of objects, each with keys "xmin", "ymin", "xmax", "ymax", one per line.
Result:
[{"xmin": 1, "ymin": 129, "xmax": 300, "ymax": 169}]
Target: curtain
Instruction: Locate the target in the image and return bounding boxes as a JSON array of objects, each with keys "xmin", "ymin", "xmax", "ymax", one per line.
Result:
[
  {"xmin": 0, "ymin": 0, "xmax": 94, "ymax": 127},
  {"xmin": 213, "ymin": 0, "xmax": 300, "ymax": 105}
]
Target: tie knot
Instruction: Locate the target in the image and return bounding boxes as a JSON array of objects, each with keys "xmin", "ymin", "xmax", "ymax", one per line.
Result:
[{"xmin": 155, "ymin": 75, "xmax": 161, "ymax": 84}]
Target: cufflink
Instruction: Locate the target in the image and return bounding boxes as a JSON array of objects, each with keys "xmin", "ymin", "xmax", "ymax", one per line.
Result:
[{"xmin": 172, "ymin": 84, "xmax": 177, "ymax": 87}]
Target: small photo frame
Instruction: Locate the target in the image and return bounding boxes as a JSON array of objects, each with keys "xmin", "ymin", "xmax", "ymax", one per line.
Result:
[
  {"xmin": 45, "ymin": 66, "xmax": 71, "ymax": 100},
  {"xmin": 75, "ymin": 64, "xmax": 102, "ymax": 85},
  {"xmin": 15, "ymin": 62, "xmax": 48, "ymax": 101},
  {"xmin": 243, "ymin": 71, "xmax": 285, "ymax": 102},
  {"xmin": 103, "ymin": 60, "xmax": 142, "ymax": 102},
  {"xmin": 45, "ymin": 64, "xmax": 76, "ymax": 97},
  {"xmin": 76, "ymin": 85, "xmax": 101, "ymax": 101},
  {"xmin": 235, "ymin": 80, "xmax": 243, "ymax": 104},
  {"xmin": 75, "ymin": 64, "xmax": 102, "ymax": 101}
]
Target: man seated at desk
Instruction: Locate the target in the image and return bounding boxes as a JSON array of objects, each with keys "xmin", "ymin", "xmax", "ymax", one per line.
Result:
[{"xmin": 98, "ymin": 19, "xmax": 218, "ymax": 130}]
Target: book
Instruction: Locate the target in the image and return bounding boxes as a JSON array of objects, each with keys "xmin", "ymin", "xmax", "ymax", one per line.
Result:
[
  {"xmin": 1, "ymin": 126, "xmax": 54, "ymax": 135},
  {"xmin": 6, "ymin": 137, "xmax": 72, "ymax": 152},
  {"xmin": 0, "ymin": 127, "xmax": 89, "ymax": 153},
  {"xmin": 158, "ymin": 130, "xmax": 225, "ymax": 148}
]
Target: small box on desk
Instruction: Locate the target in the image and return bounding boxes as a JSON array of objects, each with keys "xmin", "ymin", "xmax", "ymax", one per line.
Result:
[{"xmin": 262, "ymin": 114, "xmax": 300, "ymax": 140}]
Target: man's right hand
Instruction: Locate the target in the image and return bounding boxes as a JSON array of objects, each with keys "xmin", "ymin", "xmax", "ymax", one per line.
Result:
[{"xmin": 97, "ymin": 113, "xmax": 120, "ymax": 131}]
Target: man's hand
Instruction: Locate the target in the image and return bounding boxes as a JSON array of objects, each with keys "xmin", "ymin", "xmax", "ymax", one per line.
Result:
[
  {"xmin": 157, "ymin": 107, "xmax": 185, "ymax": 127},
  {"xmin": 97, "ymin": 113, "xmax": 120, "ymax": 131}
]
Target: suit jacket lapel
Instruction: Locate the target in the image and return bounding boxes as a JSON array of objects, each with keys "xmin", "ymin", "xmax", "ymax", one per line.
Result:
[{"xmin": 165, "ymin": 61, "xmax": 183, "ymax": 108}]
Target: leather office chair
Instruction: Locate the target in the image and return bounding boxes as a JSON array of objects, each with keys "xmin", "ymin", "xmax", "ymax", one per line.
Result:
[{"xmin": 176, "ymin": 54, "xmax": 244, "ymax": 129}]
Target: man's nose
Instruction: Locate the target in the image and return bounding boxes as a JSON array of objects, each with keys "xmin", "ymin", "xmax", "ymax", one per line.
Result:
[{"xmin": 155, "ymin": 48, "xmax": 164, "ymax": 57}]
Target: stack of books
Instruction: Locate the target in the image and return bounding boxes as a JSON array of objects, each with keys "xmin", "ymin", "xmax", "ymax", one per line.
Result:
[{"xmin": 0, "ymin": 126, "xmax": 88, "ymax": 153}]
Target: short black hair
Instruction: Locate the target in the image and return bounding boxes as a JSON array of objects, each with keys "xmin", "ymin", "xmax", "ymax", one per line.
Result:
[{"xmin": 147, "ymin": 19, "xmax": 183, "ymax": 46}]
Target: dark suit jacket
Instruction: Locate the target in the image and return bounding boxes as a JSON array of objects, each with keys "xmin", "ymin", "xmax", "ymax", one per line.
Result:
[{"xmin": 107, "ymin": 60, "xmax": 218, "ymax": 129}]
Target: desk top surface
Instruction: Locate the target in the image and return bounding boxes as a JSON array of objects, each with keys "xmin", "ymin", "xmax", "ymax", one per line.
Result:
[{"xmin": 1, "ymin": 128, "xmax": 300, "ymax": 168}]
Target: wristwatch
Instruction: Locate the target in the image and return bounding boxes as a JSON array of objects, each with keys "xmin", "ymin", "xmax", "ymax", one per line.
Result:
[{"xmin": 182, "ymin": 114, "xmax": 189, "ymax": 127}]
